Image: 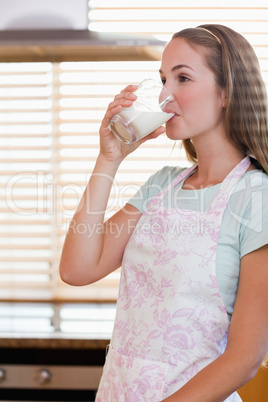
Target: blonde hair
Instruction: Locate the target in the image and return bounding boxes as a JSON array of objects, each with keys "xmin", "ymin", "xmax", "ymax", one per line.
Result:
[{"xmin": 172, "ymin": 24, "xmax": 268, "ymax": 174}]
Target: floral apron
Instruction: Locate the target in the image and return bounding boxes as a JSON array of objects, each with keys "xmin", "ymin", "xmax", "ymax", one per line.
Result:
[{"xmin": 95, "ymin": 157, "xmax": 250, "ymax": 401}]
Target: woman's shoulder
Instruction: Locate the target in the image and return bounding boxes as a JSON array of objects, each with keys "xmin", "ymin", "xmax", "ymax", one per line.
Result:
[
  {"xmin": 228, "ymin": 169, "xmax": 268, "ymax": 213},
  {"xmin": 233, "ymin": 169, "xmax": 268, "ymax": 256},
  {"xmin": 126, "ymin": 165, "xmax": 188, "ymax": 213},
  {"xmin": 233, "ymin": 169, "xmax": 268, "ymax": 197},
  {"xmin": 227, "ymin": 168, "xmax": 268, "ymax": 231}
]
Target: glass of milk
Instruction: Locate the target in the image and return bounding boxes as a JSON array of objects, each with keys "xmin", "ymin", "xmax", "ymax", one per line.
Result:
[{"xmin": 109, "ymin": 79, "xmax": 175, "ymax": 144}]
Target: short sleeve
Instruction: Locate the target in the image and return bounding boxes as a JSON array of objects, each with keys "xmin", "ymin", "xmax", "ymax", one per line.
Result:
[
  {"xmin": 127, "ymin": 165, "xmax": 183, "ymax": 213},
  {"xmin": 239, "ymin": 172, "xmax": 268, "ymax": 257}
]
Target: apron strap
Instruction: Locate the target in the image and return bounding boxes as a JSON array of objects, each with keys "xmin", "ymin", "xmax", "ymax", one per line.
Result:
[
  {"xmin": 208, "ymin": 156, "xmax": 251, "ymax": 215},
  {"xmin": 147, "ymin": 163, "xmax": 198, "ymax": 208},
  {"xmin": 147, "ymin": 156, "xmax": 250, "ymax": 212}
]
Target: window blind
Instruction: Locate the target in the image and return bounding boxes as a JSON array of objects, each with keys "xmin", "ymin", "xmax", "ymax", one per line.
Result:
[
  {"xmin": 0, "ymin": 63, "xmax": 56, "ymax": 300},
  {"xmin": 0, "ymin": 302, "xmax": 116, "ymax": 336},
  {"xmin": 0, "ymin": 0, "xmax": 267, "ymax": 302},
  {"xmin": 0, "ymin": 61, "xmax": 183, "ymax": 301}
]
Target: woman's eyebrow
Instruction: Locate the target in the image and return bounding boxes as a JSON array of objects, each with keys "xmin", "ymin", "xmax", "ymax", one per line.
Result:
[{"xmin": 159, "ymin": 64, "xmax": 194, "ymax": 74}]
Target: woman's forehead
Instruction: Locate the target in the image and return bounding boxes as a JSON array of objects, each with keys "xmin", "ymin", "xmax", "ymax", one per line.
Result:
[{"xmin": 160, "ymin": 38, "xmax": 208, "ymax": 73}]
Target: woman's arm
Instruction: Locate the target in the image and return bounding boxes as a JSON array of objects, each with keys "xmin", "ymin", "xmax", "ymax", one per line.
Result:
[
  {"xmin": 162, "ymin": 244, "xmax": 268, "ymax": 402},
  {"xmin": 59, "ymin": 85, "xmax": 165, "ymax": 286}
]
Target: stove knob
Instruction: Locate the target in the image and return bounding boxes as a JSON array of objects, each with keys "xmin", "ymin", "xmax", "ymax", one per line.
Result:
[
  {"xmin": 0, "ymin": 368, "xmax": 6, "ymax": 382},
  {"xmin": 39, "ymin": 369, "xmax": 51, "ymax": 384}
]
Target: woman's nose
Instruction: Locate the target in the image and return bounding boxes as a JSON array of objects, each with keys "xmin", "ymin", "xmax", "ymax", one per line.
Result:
[{"xmin": 159, "ymin": 86, "xmax": 174, "ymax": 110}]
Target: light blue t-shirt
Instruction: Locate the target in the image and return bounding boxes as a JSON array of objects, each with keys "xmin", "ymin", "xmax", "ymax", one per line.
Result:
[{"xmin": 127, "ymin": 165, "xmax": 268, "ymax": 321}]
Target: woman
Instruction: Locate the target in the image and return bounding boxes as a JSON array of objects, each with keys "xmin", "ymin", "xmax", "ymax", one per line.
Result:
[{"xmin": 60, "ymin": 24, "xmax": 268, "ymax": 401}]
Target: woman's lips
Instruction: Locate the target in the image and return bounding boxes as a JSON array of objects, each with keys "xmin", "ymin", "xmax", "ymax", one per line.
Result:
[
  {"xmin": 165, "ymin": 111, "xmax": 179, "ymax": 121},
  {"xmin": 164, "ymin": 107, "xmax": 179, "ymax": 116},
  {"xmin": 167, "ymin": 114, "xmax": 177, "ymax": 122}
]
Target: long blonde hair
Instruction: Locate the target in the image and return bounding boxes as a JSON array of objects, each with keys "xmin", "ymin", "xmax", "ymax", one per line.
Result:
[{"xmin": 172, "ymin": 24, "xmax": 268, "ymax": 174}]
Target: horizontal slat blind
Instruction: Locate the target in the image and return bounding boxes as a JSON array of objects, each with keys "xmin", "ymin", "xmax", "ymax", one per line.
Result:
[
  {"xmin": 0, "ymin": 0, "xmax": 267, "ymax": 301},
  {"xmin": 0, "ymin": 302, "xmax": 116, "ymax": 336},
  {"xmin": 89, "ymin": 0, "xmax": 268, "ymax": 83},
  {"xmin": 0, "ymin": 63, "xmax": 56, "ymax": 300},
  {"xmin": 0, "ymin": 60, "xmax": 184, "ymax": 301}
]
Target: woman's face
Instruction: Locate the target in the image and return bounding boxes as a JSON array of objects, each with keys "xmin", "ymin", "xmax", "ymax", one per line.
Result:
[{"xmin": 160, "ymin": 38, "xmax": 226, "ymax": 143}]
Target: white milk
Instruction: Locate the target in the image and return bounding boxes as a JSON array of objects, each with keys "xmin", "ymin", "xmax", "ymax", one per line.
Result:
[{"xmin": 110, "ymin": 107, "xmax": 174, "ymax": 144}]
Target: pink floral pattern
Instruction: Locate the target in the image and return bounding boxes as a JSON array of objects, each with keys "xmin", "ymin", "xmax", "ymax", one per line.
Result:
[
  {"xmin": 96, "ymin": 157, "xmax": 250, "ymax": 401},
  {"xmin": 96, "ymin": 347, "xmax": 168, "ymax": 401}
]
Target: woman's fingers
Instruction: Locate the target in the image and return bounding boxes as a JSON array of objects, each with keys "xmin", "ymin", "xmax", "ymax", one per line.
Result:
[
  {"xmin": 112, "ymin": 91, "xmax": 137, "ymax": 106},
  {"xmin": 120, "ymin": 84, "xmax": 138, "ymax": 94},
  {"xmin": 108, "ymin": 99, "xmax": 133, "ymax": 113},
  {"xmin": 101, "ymin": 85, "xmax": 138, "ymax": 130},
  {"xmin": 113, "ymin": 85, "xmax": 138, "ymax": 103}
]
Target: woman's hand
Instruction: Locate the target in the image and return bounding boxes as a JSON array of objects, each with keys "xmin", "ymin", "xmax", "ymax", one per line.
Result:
[{"xmin": 99, "ymin": 84, "xmax": 166, "ymax": 164}]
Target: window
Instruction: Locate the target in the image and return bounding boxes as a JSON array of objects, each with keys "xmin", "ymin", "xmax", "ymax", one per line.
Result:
[{"xmin": 1, "ymin": 1, "xmax": 267, "ymax": 301}]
